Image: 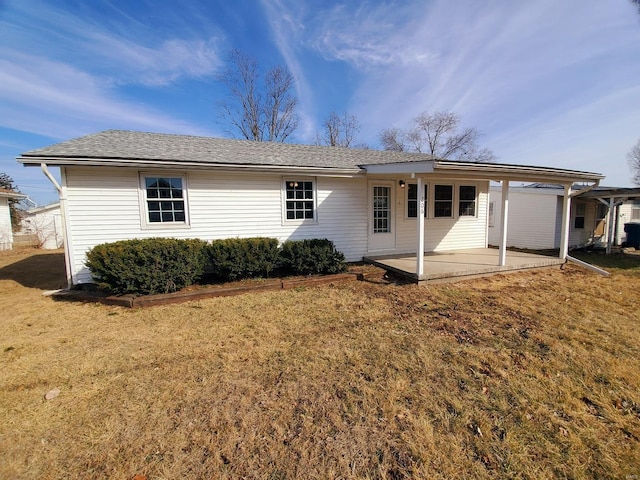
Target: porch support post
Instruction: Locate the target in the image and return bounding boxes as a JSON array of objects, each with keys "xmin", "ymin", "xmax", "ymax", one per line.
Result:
[
  {"xmin": 416, "ymin": 176, "xmax": 425, "ymax": 278},
  {"xmin": 605, "ymin": 198, "xmax": 616, "ymax": 255},
  {"xmin": 559, "ymin": 184, "xmax": 572, "ymax": 260},
  {"xmin": 498, "ymin": 180, "xmax": 509, "ymax": 266}
]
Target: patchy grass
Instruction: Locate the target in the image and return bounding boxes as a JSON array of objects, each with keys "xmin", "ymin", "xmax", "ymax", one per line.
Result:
[{"xmin": 0, "ymin": 248, "xmax": 639, "ymax": 479}]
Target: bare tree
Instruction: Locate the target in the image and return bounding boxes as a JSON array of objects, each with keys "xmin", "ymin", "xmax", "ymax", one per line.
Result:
[
  {"xmin": 379, "ymin": 111, "xmax": 496, "ymax": 162},
  {"xmin": 314, "ymin": 111, "xmax": 363, "ymax": 148},
  {"xmin": 379, "ymin": 127, "xmax": 405, "ymax": 152},
  {"xmin": 628, "ymin": 138, "xmax": 640, "ymax": 185},
  {"xmin": 218, "ymin": 50, "xmax": 298, "ymax": 142},
  {"xmin": 632, "ymin": 0, "xmax": 640, "ymax": 13}
]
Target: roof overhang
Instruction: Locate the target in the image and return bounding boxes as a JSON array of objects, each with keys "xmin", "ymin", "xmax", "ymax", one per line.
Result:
[
  {"xmin": 576, "ymin": 187, "xmax": 640, "ymax": 200},
  {"xmin": 0, "ymin": 190, "xmax": 27, "ymax": 199},
  {"xmin": 364, "ymin": 159, "xmax": 604, "ymax": 184},
  {"xmin": 17, "ymin": 156, "xmax": 363, "ymax": 177}
]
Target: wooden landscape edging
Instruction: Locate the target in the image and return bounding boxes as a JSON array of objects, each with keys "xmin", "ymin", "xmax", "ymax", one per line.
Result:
[{"xmin": 76, "ymin": 272, "xmax": 363, "ymax": 308}]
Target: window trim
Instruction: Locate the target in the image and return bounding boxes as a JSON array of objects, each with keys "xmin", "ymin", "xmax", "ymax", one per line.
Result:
[
  {"xmin": 574, "ymin": 202, "xmax": 586, "ymax": 229},
  {"xmin": 138, "ymin": 172, "xmax": 190, "ymax": 229},
  {"xmin": 458, "ymin": 185, "xmax": 478, "ymax": 218},
  {"xmin": 406, "ymin": 182, "xmax": 428, "ymax": 219},
  {"xmin": 282, "ymin": 177, "xmax": 318, "ymax": 224},
  {"xmin": 433, "ymin": 184, "xmax": 454, "ymax": 218},
  {"xmin": 488, "ymin": 201, "xmax": 495, "ymax": 227}
]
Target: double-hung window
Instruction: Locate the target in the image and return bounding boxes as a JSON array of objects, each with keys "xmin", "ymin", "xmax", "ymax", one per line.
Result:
[
  {"xmin": 141, "ymin": 175, "xmax": 188, "ymax": 226},
  {"xmin": 458, "ymin": 185, "xmax": 477, "ymax": 217},
  {"xmin": 434, "ymin": 185, "xmax": 453, "ymax": 218},
  {"xmin": 574, "ymin": 203, "xmax": 586, "ymax": 229},
  {"xmin": 284, "ymin": 180, "xmax": 315, "ymax": 221},
  {"xmin": 407, "ymin": 183, "xmax": 427, "ymax": 218}
]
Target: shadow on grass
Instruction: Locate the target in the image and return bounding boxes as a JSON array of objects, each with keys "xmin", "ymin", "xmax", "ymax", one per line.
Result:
[{"xmin": 0, "ymin": 251, "xmax": 67, "ymax": 290}]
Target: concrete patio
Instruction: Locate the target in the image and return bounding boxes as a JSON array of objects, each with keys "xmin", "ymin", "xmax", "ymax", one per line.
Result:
[{"xmin": 364, "ymin": 248, "xmax": 564, "ymax": 284}]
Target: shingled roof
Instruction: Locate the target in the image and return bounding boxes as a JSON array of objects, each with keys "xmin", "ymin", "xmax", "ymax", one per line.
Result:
[{"xmin": 18, "ymin": 129, "xmax": 433, "ymax": 171}]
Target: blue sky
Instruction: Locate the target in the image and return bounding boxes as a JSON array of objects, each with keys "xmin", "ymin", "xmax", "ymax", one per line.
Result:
[{"xmin": 1, "ymin": 0, "xmax": 639, "ymax": 205}]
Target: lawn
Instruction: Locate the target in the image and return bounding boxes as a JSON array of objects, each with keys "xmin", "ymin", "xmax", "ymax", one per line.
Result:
[{"xmin": 1, "ymin": 248, "xmax": 639, "ymax": 479}]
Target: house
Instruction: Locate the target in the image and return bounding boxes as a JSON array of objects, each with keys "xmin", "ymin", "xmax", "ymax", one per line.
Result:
[
  {"xmin": 17, "ymin": 130, "xmax": 604, "ymax": 288},
  {"xmin": 488, "ymin": 184, "xmax": 640, "ymax": 251},
  {"xmin": 21, "ymin": 202, "xmax": 64, "ymax": 249},
  {"xmin": 0, "ymin": 188, "xmax": 27, "ymax": 250}
]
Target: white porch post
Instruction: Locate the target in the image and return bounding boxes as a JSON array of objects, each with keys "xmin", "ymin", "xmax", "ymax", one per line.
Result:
[
  {"xmin": 416, "ymin": 176, "xmax": 425, "ymax": 278},
  {"xmin": 605, "ymin": 198, "xmax": 616, "ymax": 255},
  {"xmin": 498, "ymin": 180, "xmax": 509, "ymax": 266},
  {"xmin": 559, "ymin": 184, "xmax": 572, "ymax": 260}
]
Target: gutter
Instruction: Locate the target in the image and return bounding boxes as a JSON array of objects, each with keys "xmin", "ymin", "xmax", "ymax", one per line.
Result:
[
  {"xmin": 18, "ymin": 156, "xmax": 363, "ymax": 177},
  {"xmin": 40, "ymin": 163, "xmax": 73, "ymax": 289}
]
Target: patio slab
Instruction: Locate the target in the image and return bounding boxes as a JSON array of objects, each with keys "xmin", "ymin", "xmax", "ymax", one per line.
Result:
[{"xmin": 364, "ymin": 248, "xmax": 565, "ymax": 284}]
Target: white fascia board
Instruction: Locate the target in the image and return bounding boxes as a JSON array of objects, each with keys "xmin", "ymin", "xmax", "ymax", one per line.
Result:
[
  {"xmin": 0, "ymin": 191, "xmax": 27, "ymax": 199},
  {"xmin": 433, "ymin": 161, "xmax": 604, "ymax": 183},
  {"xmin": 17, "ymin": 156, "xmax": 363, "ymax": 177}
]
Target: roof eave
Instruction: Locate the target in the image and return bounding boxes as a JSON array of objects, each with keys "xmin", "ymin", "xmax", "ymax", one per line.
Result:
[
  {"xmin": 17, "ymin": 156, "xmax": 364, "ymax": 177},
  {"xmin": 432, "ymin": 160, "xmax": 604, "ymax": 183}
]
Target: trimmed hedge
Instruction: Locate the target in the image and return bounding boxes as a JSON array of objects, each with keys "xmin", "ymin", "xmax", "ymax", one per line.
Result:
[
  {"xmin": 85, "ymin": 236, "xmax": 348, "ymax": 295},
  {"xmin": 206, "ymin": 237, "xmax": 280, "ymax": 281},
  {"xmin": 279, "ymin": 238, "xmax": 347, "ymax": 276},
  {"xmin": 85, "ymin": 238, "xmax": 208, "ymax": 295}
]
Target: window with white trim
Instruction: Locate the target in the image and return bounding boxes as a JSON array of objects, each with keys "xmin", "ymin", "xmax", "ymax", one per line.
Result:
[
  {"xmin": 284, "ymin": 180, "xmax": 315, "ymax": 221},
  {"xmin": 407, "ymin": 183, "xmax": 427, "ymax": 218},
  {"xmin": 488, "ymin": 201, "xmax": 495, "ymax": 227},
  {"xmin": 458, "ymin": 185, "xmax": 477, "ymax": 217},
  {"xmin": 142, "ymin": 176, "xmax": 188, "ymax": 224},
  {"xmin": 434, "ymin": 184, "xmax": 453, "ymax": 218},
  {"xmin": 574, "ymin": 202, "xmax": 586, "ymax": 229}
]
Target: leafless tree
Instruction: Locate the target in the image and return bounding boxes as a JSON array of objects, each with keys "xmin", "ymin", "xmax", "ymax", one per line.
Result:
[
  {"xmin": 379, "ymin": 111, "xmax": 496, "ymax": 162},
  {"xmin": 632, "ymin": 0, "xmax": 640, "ymax": 13},
  {"xmin": 628, "ymin": 138, "xmax": 640, "ymax": 185},
  {"xmin": 313, "ymin": 111, "xmax": 364, "ymax": 148},
  {"xmin": 218, "ymin": 50, "xmax": 298, "ymax": 142}
]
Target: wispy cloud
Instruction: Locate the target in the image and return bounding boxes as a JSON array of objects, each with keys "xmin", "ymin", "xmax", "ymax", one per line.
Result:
[
  {"xmin": 0, "ymin": 0, "xmax": 225, "ymax": 139},
  {"xmin": 0, "ymin": 52, "xmax": 217, "ymax": 139},
  {"xmin": 2, "ymin": 0, "xmax": 224, "ymax": 87}
]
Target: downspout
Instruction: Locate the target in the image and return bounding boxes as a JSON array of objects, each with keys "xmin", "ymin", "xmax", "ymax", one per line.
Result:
[{"xmin": 40, "ymin": 163, "xmax": 73, "ymax": 289}]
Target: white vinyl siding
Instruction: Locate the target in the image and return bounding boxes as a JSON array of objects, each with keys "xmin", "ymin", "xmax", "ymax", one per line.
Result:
[
  {"xmin": 395, "ymin": 180, "xmax": 489, "ymax": 253},
  {"xmin": 62, "ymin": 167, "xmax": 368, "ymax": 284},
  {"xmin": 0, "ymin": 197, "xmax": 13, "ymax": 250},
  {"xmin": 488, "ymin": 187, "xmax": 560, "ymax": 249}
]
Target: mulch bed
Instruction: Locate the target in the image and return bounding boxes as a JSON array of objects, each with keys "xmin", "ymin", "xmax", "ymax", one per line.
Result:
[{"xmin": 51, "ymin": 266, "xmax": 386, "ymax": 308}]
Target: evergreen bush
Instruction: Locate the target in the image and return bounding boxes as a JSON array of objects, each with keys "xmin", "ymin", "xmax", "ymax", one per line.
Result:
[
  {"xmin": 279, "ymin": 238, "xmax": 347, "ymax": 276},
  {"xmin": 85, "ymin": 238, "xmax": 208, "ymax": 295},
  {"xmin": 206, "ymin": 237, "xmax": 280, "ymax": 281}
]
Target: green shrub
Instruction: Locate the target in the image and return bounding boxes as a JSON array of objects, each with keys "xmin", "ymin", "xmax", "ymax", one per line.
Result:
[
  {"xmin": 85, "ymin": 238, "xmax": 208, "ymax": 295},
  {"xmin": 206, "ymin": 237, "xmax": 280, "ymax": 281},
  {"xmin": 279, "ymin": 238, "xmax": 347, "ymax": 276}
]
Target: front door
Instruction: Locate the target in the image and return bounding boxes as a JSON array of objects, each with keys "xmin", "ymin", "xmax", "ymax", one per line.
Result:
[{"xmin": 368, "ymin": 181, "xmax": 396, "ymax": 252}]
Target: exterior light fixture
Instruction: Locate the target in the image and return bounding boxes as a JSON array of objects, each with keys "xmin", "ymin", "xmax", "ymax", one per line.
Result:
[{"xmin": 399, "ymin": 180, "xmax": 406, "ymax": 188}]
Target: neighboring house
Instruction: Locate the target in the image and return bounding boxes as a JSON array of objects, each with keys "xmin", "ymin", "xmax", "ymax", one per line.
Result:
[
  {"xmin": 488, "ymin": 184, "xmax": 640, "ymax": 250},
  {"xmin": 21, "ymin": 202, "xmax": 63, "ymax": 249},
  {"xmin": 0, "ymin": 188, "xmax": 27, "ymax": 250},
  {"xmin": 17, "ymin": 130, "xmax": 604, "ymax": 287}
]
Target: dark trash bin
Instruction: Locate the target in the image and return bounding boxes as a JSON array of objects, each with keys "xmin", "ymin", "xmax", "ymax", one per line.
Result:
[{"xmin": 623, "ymin": 222, "xmax": 640, "ymax": 249}]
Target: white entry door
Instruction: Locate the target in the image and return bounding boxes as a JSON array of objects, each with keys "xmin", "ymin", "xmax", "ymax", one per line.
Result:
[{"xmin": 368, "ymin": 181, "xmax": 396, "ymax": 252}]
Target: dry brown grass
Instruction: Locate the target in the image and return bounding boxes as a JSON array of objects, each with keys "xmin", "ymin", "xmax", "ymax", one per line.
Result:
[{"xmin": 1, "ymin": 248, "xmax": 639, "ymax": 479}]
